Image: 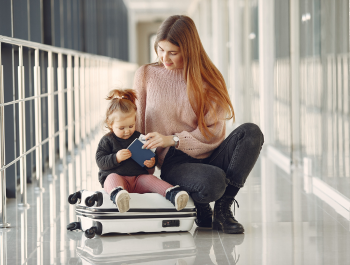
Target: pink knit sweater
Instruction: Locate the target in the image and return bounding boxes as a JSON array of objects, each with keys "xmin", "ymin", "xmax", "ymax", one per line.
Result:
[{"xmin": 133, "ymin": 64, "xmax": 226, "ymax": 167}]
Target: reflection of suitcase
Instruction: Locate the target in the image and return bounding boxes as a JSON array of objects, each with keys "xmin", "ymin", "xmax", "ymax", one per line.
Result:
[
  {"xmin": 71, "ymin": 232, "xmax": 197, "ymax": 265},
  {"xmin": 67, "ymin": 190, "xmax": 196, "ymax": 238}
]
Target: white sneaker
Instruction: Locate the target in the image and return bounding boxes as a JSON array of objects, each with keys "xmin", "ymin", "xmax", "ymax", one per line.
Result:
[
  {"xmin": 115, "ymin": 190, "xmax": 130, "ymax": 213},
  {"xmin": 175, "ymin": 191, "xmax": 189, "ymax": 211}
]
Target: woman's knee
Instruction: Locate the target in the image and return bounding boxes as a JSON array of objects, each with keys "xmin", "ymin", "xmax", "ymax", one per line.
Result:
[
  {"xmin": 192, "ymin": 167, "xmax": 228, "ymax": 203},
  {"xmin": 239, "ymin": 123, "xmax": 264, "ymax": 148},
  {"xmin": 160, "ymin": 163, "xmax": 228, "ymax": 203}
]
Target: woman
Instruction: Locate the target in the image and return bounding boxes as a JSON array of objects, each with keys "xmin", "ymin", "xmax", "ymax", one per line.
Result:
[{"xmin": 133, "ymin": 15, "xmax": 264, "ymax": 234}]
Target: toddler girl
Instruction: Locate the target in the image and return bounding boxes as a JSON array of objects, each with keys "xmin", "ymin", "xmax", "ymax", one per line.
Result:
[{"xmin": 96, "ymin": 89, "xmax": 189, "ymax": 213}]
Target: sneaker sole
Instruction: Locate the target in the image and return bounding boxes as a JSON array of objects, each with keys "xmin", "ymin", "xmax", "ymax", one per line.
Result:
[
  {"xmin": 116, "ymin": 192, "xmax": 130, "ymax": 213},
  {"xmin": 175, "ymin": 192, "xmax": 189, "ymax": 211}
]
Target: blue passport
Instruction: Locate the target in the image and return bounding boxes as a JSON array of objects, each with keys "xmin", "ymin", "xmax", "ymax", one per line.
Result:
[{"xmin": 127, "ymin": 138, "xmax": 155, "ymax": 167}]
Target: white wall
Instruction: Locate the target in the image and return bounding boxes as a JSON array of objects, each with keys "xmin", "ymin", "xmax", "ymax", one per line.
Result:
[{"xmin": 137, "ymin": 21, "xmax": 162, "ymax": 66}]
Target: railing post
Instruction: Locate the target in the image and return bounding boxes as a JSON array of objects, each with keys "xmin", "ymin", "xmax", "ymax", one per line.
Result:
[
  {"xmin": 0, "ymin": 228, "xmax": 10, "ymax": 263},
  {"xmin": 74, "ymin": 56, "xmax": 80, "ymax": 146},
  {"xmin": 67, "ymin": 55, "xmax": 73, "ymax": 154},
  {"xmin": 73, "ymin": 55, "xmax": 82, "ymax": 190},
  {"xmin": 95, "ymin": 60, "xmax": 99, "ymax": 129},
  {"xmin": 80, "ymin": 57, "xmax": 86, "ymax": 141},
  {"xmin": 34, "ymin": 49, "xmax": 44, "ymax": 192},
  {"xmin": 57, "ymin": 53, "xmax": 66, "ymax": 160},
  {"xmin": 47, "ymin": 51, "xmax": 56, "ymax": 178},
  {"xmin": 18, "ymin": 45, "xmax": 29, "ymax": 208},
  {"xmin": 35, "ymin": 187, "xmax": 44, "ymax": 262},
  {"xmin": 20, "ymin": 207, "xmax": 28, "ymax": 263},
  {"xmin": 80, "ymin": 57, "xmax": 87, "ymax": 190},
  {"xmin": 90, "ymin": 60, "xmax": 94, "ymax": 130},
  {"xmin": 85, "ymin": 58, "xmax": 91, "ymax": 137},
  {"xmin": 0, "ymin": 42, "xmax": 10, "ymax": 228},
  {"xmin": 85, "ymin": 58, "xmax": 91, "ymax": 191}
]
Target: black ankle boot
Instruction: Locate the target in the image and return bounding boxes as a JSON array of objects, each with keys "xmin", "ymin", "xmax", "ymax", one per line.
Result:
[
  {"xmin": 213, "ymin": 196, "xmax": 244, "ymax": 234},
  {"xmin": 194, "ymin": 203, "xmax": 213, "ymax": 228}
]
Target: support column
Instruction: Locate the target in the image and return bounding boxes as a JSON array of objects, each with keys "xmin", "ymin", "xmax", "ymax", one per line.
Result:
[
  {"xmin": 127, "ymin": 10, "xmax": 137, "ymax": 64},
  {"xmin": 211, "ymin": 0, "xmax": 220, "ymax": 68},
  {"xmin": 228, "ymin": 0, "xmax": 243, "ymax": 128},
  {"xmin": 258, "ymin": 0, "xmax": 275, "ymax": 145},
  {"xmin": 290, "ymin": 0, "xmax": 301, "ymax": 164},
  {"xmin": 198, "ymin": 0, "xmax": 211, "ymax": 58},
  {"xmin": 243, "ymin": 0, "xmax": 252, "ymax": 123}
]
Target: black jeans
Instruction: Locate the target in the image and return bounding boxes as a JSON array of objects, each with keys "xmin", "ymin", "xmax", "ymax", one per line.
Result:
[{"xmin": 160, "ymin": 123, "xmax": 264, "ymax": 204}]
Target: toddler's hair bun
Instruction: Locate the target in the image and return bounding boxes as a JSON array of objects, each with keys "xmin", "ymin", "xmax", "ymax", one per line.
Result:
[
  {"xmin": 106, "ymin": 89, "xmax": 137, "ymax": 104},
  {"xmin": 113, "ymin": 95, "xmax": 125, "ymax": 99}
]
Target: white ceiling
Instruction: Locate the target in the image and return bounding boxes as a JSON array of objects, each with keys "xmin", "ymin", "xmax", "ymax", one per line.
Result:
[{"xmin": 124, "ymin": 0, "xmax": 198, "ymax": 22}]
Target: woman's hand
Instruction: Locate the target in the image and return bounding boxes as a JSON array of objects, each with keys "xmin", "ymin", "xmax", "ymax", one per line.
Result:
[
  {"xmin": 142, "ymin": 132, "xmax": 174, "ymax": 149},
  {"xmin": 116, "ymin": 149, "xmax": 132, "ymax": 163},
  {"xmin": 144, "ymin": 157, "xmax": 156, "ymax": 168}
]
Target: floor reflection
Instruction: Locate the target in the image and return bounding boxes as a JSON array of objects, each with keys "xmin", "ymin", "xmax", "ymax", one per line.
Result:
[
  {"xmin": 66, "ymin": 228, "xmax": 245, "ymax": 265},
  {"xmin": 69, "ymin": 232, "xmax": 197, "ymax": 265},
  {"xmin": 193, "ymin": 228, "xmax": 244, "ymax": 265}
]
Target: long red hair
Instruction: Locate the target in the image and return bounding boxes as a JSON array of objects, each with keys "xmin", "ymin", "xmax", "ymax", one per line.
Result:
[{"xmin": 154, "ymin": 15, "xmax": 235, "ymax": 139}]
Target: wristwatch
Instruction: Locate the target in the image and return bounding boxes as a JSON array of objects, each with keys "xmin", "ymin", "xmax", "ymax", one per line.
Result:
[{"xmin": 173, "ymin": 135, "xmax": 179, "ymax": 148}]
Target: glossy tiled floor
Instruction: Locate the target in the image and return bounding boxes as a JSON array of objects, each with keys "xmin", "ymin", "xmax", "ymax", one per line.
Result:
[{"xmin": 1, "ymin": 150, "xmax": 350, "ymax": 265}]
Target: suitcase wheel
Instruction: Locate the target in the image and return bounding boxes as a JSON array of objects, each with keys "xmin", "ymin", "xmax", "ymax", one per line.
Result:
[
  {"xmin": 67, "ymin": 222, "xmax": 81, "ymax": 231},
  {"xmin": 85, "ymin": 227, "xmax": 97, "ymax": 239},
  {"xmin": 85, "ymin": 238, "xmax": 103, "ymax": 255},
  {"xmin": 68, "ymin": 191, "xmax": 82, "ymax": 204},
  {"xmin": 85, "ymin": 191, "xmax": 103, "ymax": 207}
]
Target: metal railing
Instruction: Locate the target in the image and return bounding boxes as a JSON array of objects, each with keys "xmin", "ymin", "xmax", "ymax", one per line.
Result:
[{"xmin": 0, "ymin": 35, "xmax": 138, "ymax": 228}]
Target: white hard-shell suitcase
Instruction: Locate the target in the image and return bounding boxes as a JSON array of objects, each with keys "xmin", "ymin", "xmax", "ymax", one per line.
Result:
[
  {"xmin": 70, "ymin": 231, "xmax": 197, "ymax": 265},
  {"xmin": 67, "ymin": 189, "xmax": 196, "ymax": 238}
]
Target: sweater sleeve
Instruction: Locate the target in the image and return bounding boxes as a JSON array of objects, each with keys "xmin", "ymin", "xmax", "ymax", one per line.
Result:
[
  {"xmin": 134, "ymin": 65, "xmax": 147, "ymax": 134},
  {"xmin": 176, "ymin": 108, "xmax": 226, "ymax": 159},
  {"xmin": 95, "ymin": 137, "xmax": 120, "ymax": 171}
]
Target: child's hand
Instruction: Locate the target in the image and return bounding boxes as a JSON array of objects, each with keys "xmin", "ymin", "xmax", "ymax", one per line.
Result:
[
  {"xmin": 144, "ymin": 157, "xmax": 156, "ymax": 168},
  {"xmin": 116, "ymin": 149, "xmax": 131, "ymax": 163}
]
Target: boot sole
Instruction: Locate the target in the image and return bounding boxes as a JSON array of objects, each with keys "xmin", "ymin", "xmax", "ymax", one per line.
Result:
[
  {"xmin": 195, "ymin": 220, "xmax": 213, "ymax": 228},
  {"xmin": 212, "ymin": 221, "xmax": 244, "ymax": 234},
  {"xmin": 116, "ymin": 192, "xmax": 130, "ymax": 213},
  {"xmin": 175, "ymin": 192, "xmax": 189, "ymax": 211}
]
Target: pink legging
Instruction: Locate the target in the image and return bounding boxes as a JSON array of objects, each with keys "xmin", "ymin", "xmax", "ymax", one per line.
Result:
[{"xmin": 104, "ymin": 173, "xmax": 173, "ymax": 197}]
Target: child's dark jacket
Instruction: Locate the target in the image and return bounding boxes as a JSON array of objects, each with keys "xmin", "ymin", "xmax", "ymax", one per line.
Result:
[{"xmin": 96, "ymin": 131, "xmax": 157, "ymax": 187}]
